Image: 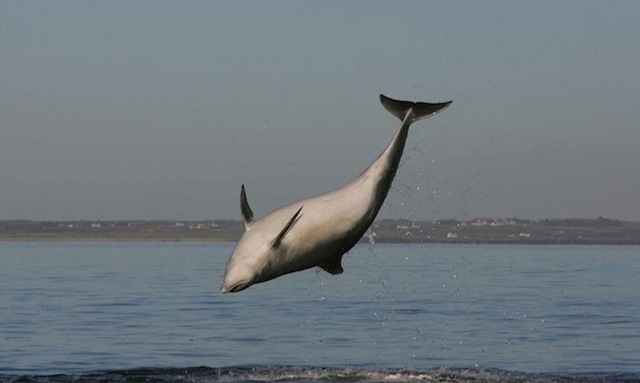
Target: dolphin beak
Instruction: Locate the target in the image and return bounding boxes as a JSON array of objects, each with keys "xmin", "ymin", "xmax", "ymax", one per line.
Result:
[{"xmin": 220, "ymin": 279, "xmax": 252, "ymax": 294}]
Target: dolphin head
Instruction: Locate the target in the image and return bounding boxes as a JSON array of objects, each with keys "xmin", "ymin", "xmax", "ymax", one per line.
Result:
[
  {"xmin": 220, "ymin": 185, "xmax": 303, "ymax": 294},
  {"xmin": 220, "ymin": 237, "xmax": 270, "ymax": 294}
]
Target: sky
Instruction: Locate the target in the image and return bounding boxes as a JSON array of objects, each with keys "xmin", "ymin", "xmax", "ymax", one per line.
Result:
[{"xmin": 1, "ymin": 1, "xmax": 639, "ymax": 221}]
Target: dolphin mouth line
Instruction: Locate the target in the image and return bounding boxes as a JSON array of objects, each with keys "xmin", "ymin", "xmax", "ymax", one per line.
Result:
[{"xmin": 221, "ymin": 280, "xmax": 252, "ymax": 294}]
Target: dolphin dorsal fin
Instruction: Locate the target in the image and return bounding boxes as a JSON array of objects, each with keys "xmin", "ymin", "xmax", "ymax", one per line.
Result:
[
  {"xmin": 240, "ymin": 184, "xmax": 254, "ymax": 230},
  {"xmin": 271, "ymin": 206, "xmax": 303, "ymax": 249}
]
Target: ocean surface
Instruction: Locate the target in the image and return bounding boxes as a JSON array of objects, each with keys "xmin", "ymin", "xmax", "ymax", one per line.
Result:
[{"xmin": 0, "ymin": 242, "xmax": 638, "ymax": 383}]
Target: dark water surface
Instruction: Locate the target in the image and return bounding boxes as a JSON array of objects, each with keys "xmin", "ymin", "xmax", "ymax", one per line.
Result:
[{"xmin": 1, "ymin": 242, "xmax": 638, "ymax": 382}]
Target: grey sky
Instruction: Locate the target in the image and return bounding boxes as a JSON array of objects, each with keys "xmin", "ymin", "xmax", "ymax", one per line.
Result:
[{"xmin": 1, "ymin": 1, "xmax": 639, "ymax": 221}]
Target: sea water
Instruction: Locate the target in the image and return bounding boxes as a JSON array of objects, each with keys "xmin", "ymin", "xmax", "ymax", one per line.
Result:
[{"xmin": 0, "ymin": 242, "xmax": 638, "ymax": 382}]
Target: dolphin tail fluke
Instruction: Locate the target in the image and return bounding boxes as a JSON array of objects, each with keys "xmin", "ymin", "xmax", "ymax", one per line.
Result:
[{"xmin": 380, "ymin": 94, "xmax": 451, "ymax": 123}]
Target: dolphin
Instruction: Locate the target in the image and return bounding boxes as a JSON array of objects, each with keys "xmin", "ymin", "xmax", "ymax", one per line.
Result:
[{"xmin": 220, "ymin": 94, "xmax": 451, "ymax": 293}]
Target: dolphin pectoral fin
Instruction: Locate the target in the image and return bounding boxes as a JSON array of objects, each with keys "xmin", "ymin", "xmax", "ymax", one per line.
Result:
[
  {"xmin": 271, "ymin": 206, "xmax": 303, "ymax": 249},
  {"xmin": 380, "ymin": 94, "xmax": 452, "ymax": 123},
  {"xmin": 240, "ymin": 184, "xmax": 254, "ymax": 230},
  {"xmin": 319, "ymin": 255, "xmax": 344, "ymax": 275}
]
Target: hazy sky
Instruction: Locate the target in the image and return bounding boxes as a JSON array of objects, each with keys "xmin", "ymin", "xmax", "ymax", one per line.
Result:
[{"xmin": 2, "ymin": 1, "xmax": 639, "ymax": 221}]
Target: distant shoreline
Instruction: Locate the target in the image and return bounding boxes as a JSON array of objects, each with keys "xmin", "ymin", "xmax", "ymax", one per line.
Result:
[{"xmin": 2, "ymin": 218, "xmax": 639, "ymax": 245}]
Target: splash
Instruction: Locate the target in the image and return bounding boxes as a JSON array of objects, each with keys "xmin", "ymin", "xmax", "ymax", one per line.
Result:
[{"xmin": 3, "ymin": 366, "xmax": 637, "ymax": 383}]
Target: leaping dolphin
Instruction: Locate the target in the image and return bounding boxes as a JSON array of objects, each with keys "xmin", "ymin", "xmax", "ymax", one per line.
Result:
[{"xmin": 220, "ymin": 94, "xmax": 451, "ymax": 293}]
